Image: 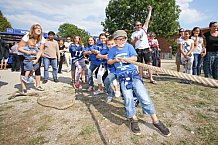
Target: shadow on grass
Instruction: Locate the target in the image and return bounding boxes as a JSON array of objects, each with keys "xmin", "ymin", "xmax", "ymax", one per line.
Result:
[
  {"xmin": 75, "ymin": 87, "xmax": 158, "ymax": 145},
  {"xmin": 0, "ymin": 81, "xmax": 8, "ymax": 88}
]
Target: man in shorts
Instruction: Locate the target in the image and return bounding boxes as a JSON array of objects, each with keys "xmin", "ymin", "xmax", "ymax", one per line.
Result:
[{"xmin": 131, "ymin": 5, "xmax": 156, "ymax": 84}]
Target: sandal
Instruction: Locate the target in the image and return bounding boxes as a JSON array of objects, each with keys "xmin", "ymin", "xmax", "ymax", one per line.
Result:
[{"xmin": 35, "ymin": 86, "xmax": 45, "ymax": 91}]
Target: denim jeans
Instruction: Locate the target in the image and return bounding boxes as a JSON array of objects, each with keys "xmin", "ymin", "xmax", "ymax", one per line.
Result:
[
  {"xmin": 203, "ymin": 52, "xmax": 218, "ymax": 79},
  {"xmin": 88, "ymin": 63, "xmax": 99, "ymax": 87},
  {"xmin": 193, "ymin": 54, "xmax": 203, "ymax": 75},
  {"xmin": 104, "ymin": 73, "xmax": 116, "ymax": 97},
  {"xmin": 181, "ymin": 56, "xmax": 194, "ymax": 74},
  {"xmin": 119, "ymin": 71, "xmax": 156, "ymax": 118},
  {"xmin": 43, "ymin": 57, "xmax": 58, "ymax": 80}
]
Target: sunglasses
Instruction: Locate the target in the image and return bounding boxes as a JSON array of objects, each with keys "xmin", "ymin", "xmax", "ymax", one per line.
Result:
[{"xmin": 136, "ymin": 24, "xmax": 142, "ymax": 26}]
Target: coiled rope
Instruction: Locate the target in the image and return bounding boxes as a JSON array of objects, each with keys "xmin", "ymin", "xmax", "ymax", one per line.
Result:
[{"xmin": 123, "ymin": 58, "xmax": 218, "ymax": 88}]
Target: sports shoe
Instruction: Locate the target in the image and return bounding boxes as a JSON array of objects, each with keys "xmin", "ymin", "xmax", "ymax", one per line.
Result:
[
  {"xmin": 54, "ymin": 79, "xmax": 59, "ymax": 83},
  {"xmin": 106, "ymin": 96, "xmax": 113, "ymax": 103},
  {"xmin": 87, "ymin": 86, "xmax": 94, "ymax": 91},
  {"xmin": 153, "ymin": 120, "xmax": 171, "ymax": 137},
  {"xmin": 93, "ymin": 89, "xmax": 104, "ymax": 95},
  {"xmin": 42, "ymin": 80, "xmax": 48, "ymax": 84},
  {"xmin": 150, "ymin": 80, "xmax": 157, "ymax": 84},
  {"xmin": 74, "ymin": 82, "xmax": 82, "ymax": 89},
  {"xmin": 130, "ymin": 119, "xmax": 141, "ymax": 135},
  {"xmin": 35, "ymin": 86, "xmax": 45, "ymax": 91},
  {"xmin": 22, "ymin": 77, "xmax": 30, "ymax": 83},
  {"xmin": 115, "ymin": 91, "xmax": 121, "ymax": 98}
]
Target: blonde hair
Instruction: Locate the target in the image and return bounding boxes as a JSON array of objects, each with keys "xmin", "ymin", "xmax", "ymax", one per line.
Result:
[{"xmin": 29, "ymin": 24, "xmax": 43, "ymax": 43}]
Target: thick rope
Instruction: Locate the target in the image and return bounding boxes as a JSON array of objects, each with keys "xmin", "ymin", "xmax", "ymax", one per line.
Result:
[
  {"xmin": 9, "ymin": 90, "xmax": 75, "ymax": 110},
  {"xmin": 123, "ymin": 58, "xmax": 218, "ymax": 88}
]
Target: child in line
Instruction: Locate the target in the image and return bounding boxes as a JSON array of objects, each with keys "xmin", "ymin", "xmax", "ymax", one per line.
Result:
[
  {"xmin": 107, "ymin": 30, "xmax": 171, "ymax": 136},
  {"xmin": 84, "ymin": 37, "xmax": 101, "ymax": 91},
  {"xmin": 22, "ymin": 39, "xmax": 39, "ymax": 83},
  {"xmin": 176, "ymin": 28, "xmax": 185, "ymax": 72},
  {"xmin": 103, "ymin": 36, "xmax": 121, "ymax": 103},
  {"xmin": 93, "ymin": 33, "xmax": 108, "ymax": 95},
  {"xmin": 191, "ymin": 27, "xmax": 206, "ymax": 75},
  {"xmin": 69, "ymin": 36, "xmax": 88, "ymax": 89},
  {"xmin": 149, "ymin": 33, "xmax": 161, "ymax": 67},
  {"xmin": 179, "ymin": 30, "xmax": 195, "ymax": 74}
]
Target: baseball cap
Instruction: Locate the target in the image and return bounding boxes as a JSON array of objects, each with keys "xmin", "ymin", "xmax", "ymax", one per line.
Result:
[
  {"xmin": 48, "ymin": 31, "xmax": 55, "ymax": 35},
  {"xmin": 113, "ymin": 30, "xmax": 127, "ymax": 39}
]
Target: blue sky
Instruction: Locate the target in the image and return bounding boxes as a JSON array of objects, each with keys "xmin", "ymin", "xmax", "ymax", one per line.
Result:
[
  {"xmin": 0, "ymin": 0, "xmax": 217, "ymax": 35},
  {"xmin": 177, "ymin": 0, "xmax": 217, "ymax": 30}
]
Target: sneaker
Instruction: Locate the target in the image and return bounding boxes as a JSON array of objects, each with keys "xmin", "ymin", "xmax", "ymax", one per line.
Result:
[
  {"xmin": 35, "ymin": 86, "xmax": 45, "ymax": 91},
  {"xmin": 42, "ymin": 80, "xmax": 48, "ymax": 84},
  {"xmin": 54, "ymin": 79, "xmax": 59, "ymax": 83},
  {"xmin": 74, "ymin": 82, "xmax": 82, "ymax": 89},
  {"xmin": 22, "ymin": 77, "xmax": 30, "ymax": 83},
  {"xmin": 150, "ymin": 80, "xmax": 157, "ymax": 84},
  {"xmin": 93, "ymin": 89, "xmax": 104, "ymax": 95},
  {"xmin": 153, "ymin": 120, "xmax": 171, "ymax": 137},
  {"xmin": 130, "ymin": 119, "xmax": 141, "ymax": 135},
  {"xmin": 115, "ymin": 91, "xmax": 121, "ymax": 98},
  {"xmin": 106, "ymin": 96, "xmax": 113, "ymax": 103},
  {"xmin": 87, "ymin": 86, "xmax": 94, "ymax": 91}
]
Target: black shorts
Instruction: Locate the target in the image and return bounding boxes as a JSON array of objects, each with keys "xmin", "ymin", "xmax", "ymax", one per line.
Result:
[
  {"xmin": 136, "ymin": 48, "xmax": 152, "ymax": 64},
  {"xmin": 19, "ymin": 55, "xmax": 41, "ymax": 76}
]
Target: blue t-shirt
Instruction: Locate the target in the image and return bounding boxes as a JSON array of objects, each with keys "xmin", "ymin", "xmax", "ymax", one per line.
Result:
[
  {"xmin": 69, "ymin": 43, "xmax": 85, "ymax": 63},
  {"xmin": 96, "ymin": 44, "xmax": 108, "ymax": 64},
  {"xmin": 108, "ymin": 43, "xmax": 138, "ymax": 77},
  {"xmin": 85, "ymin": 44, "xmax": 101, "ymax": 65},
  {"xmin": 23, "ymin": 46, "xmax": 39, "ymax": 59}
]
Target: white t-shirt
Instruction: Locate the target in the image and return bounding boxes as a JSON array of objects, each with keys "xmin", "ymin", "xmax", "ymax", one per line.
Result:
[
  {"xmin": 22, "ymin": 33, "xmax": 46, "ymax": 48},
  {"xmin": 179, "ymin": 39, "xmax": 194, "ymax": 57},
  {"xmin": 191, "ymin": 36, "xmax": 203, "ymax": 54},
  {"xmin": 64, "ymin": 41, "xmax": 73, "ymax": 53},
  {"xmin": 131, "ymin": 28, "xmax": 150, "ymax": 49}
]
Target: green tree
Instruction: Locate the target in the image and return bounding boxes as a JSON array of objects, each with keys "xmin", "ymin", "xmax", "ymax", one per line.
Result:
[
  {"xmin": 57, "ymin": 23, "xmax": 90, "ymax": 46},
  {"xmin": 0, "ymin": 10, "xmax": 12, "ymax": 32},
  {"xmin": 102, "ymin": 0, "xmax": 181, "ymax": 37}
]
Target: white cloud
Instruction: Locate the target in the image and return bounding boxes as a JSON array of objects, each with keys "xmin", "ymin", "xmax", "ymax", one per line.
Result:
[
  {"xmin": 0, "ymin": 0, "xmax": 110, "ymax": 35},
  {"xmin": 176, "ymin": 0, "xmax": 207, "ymax": 24}
]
